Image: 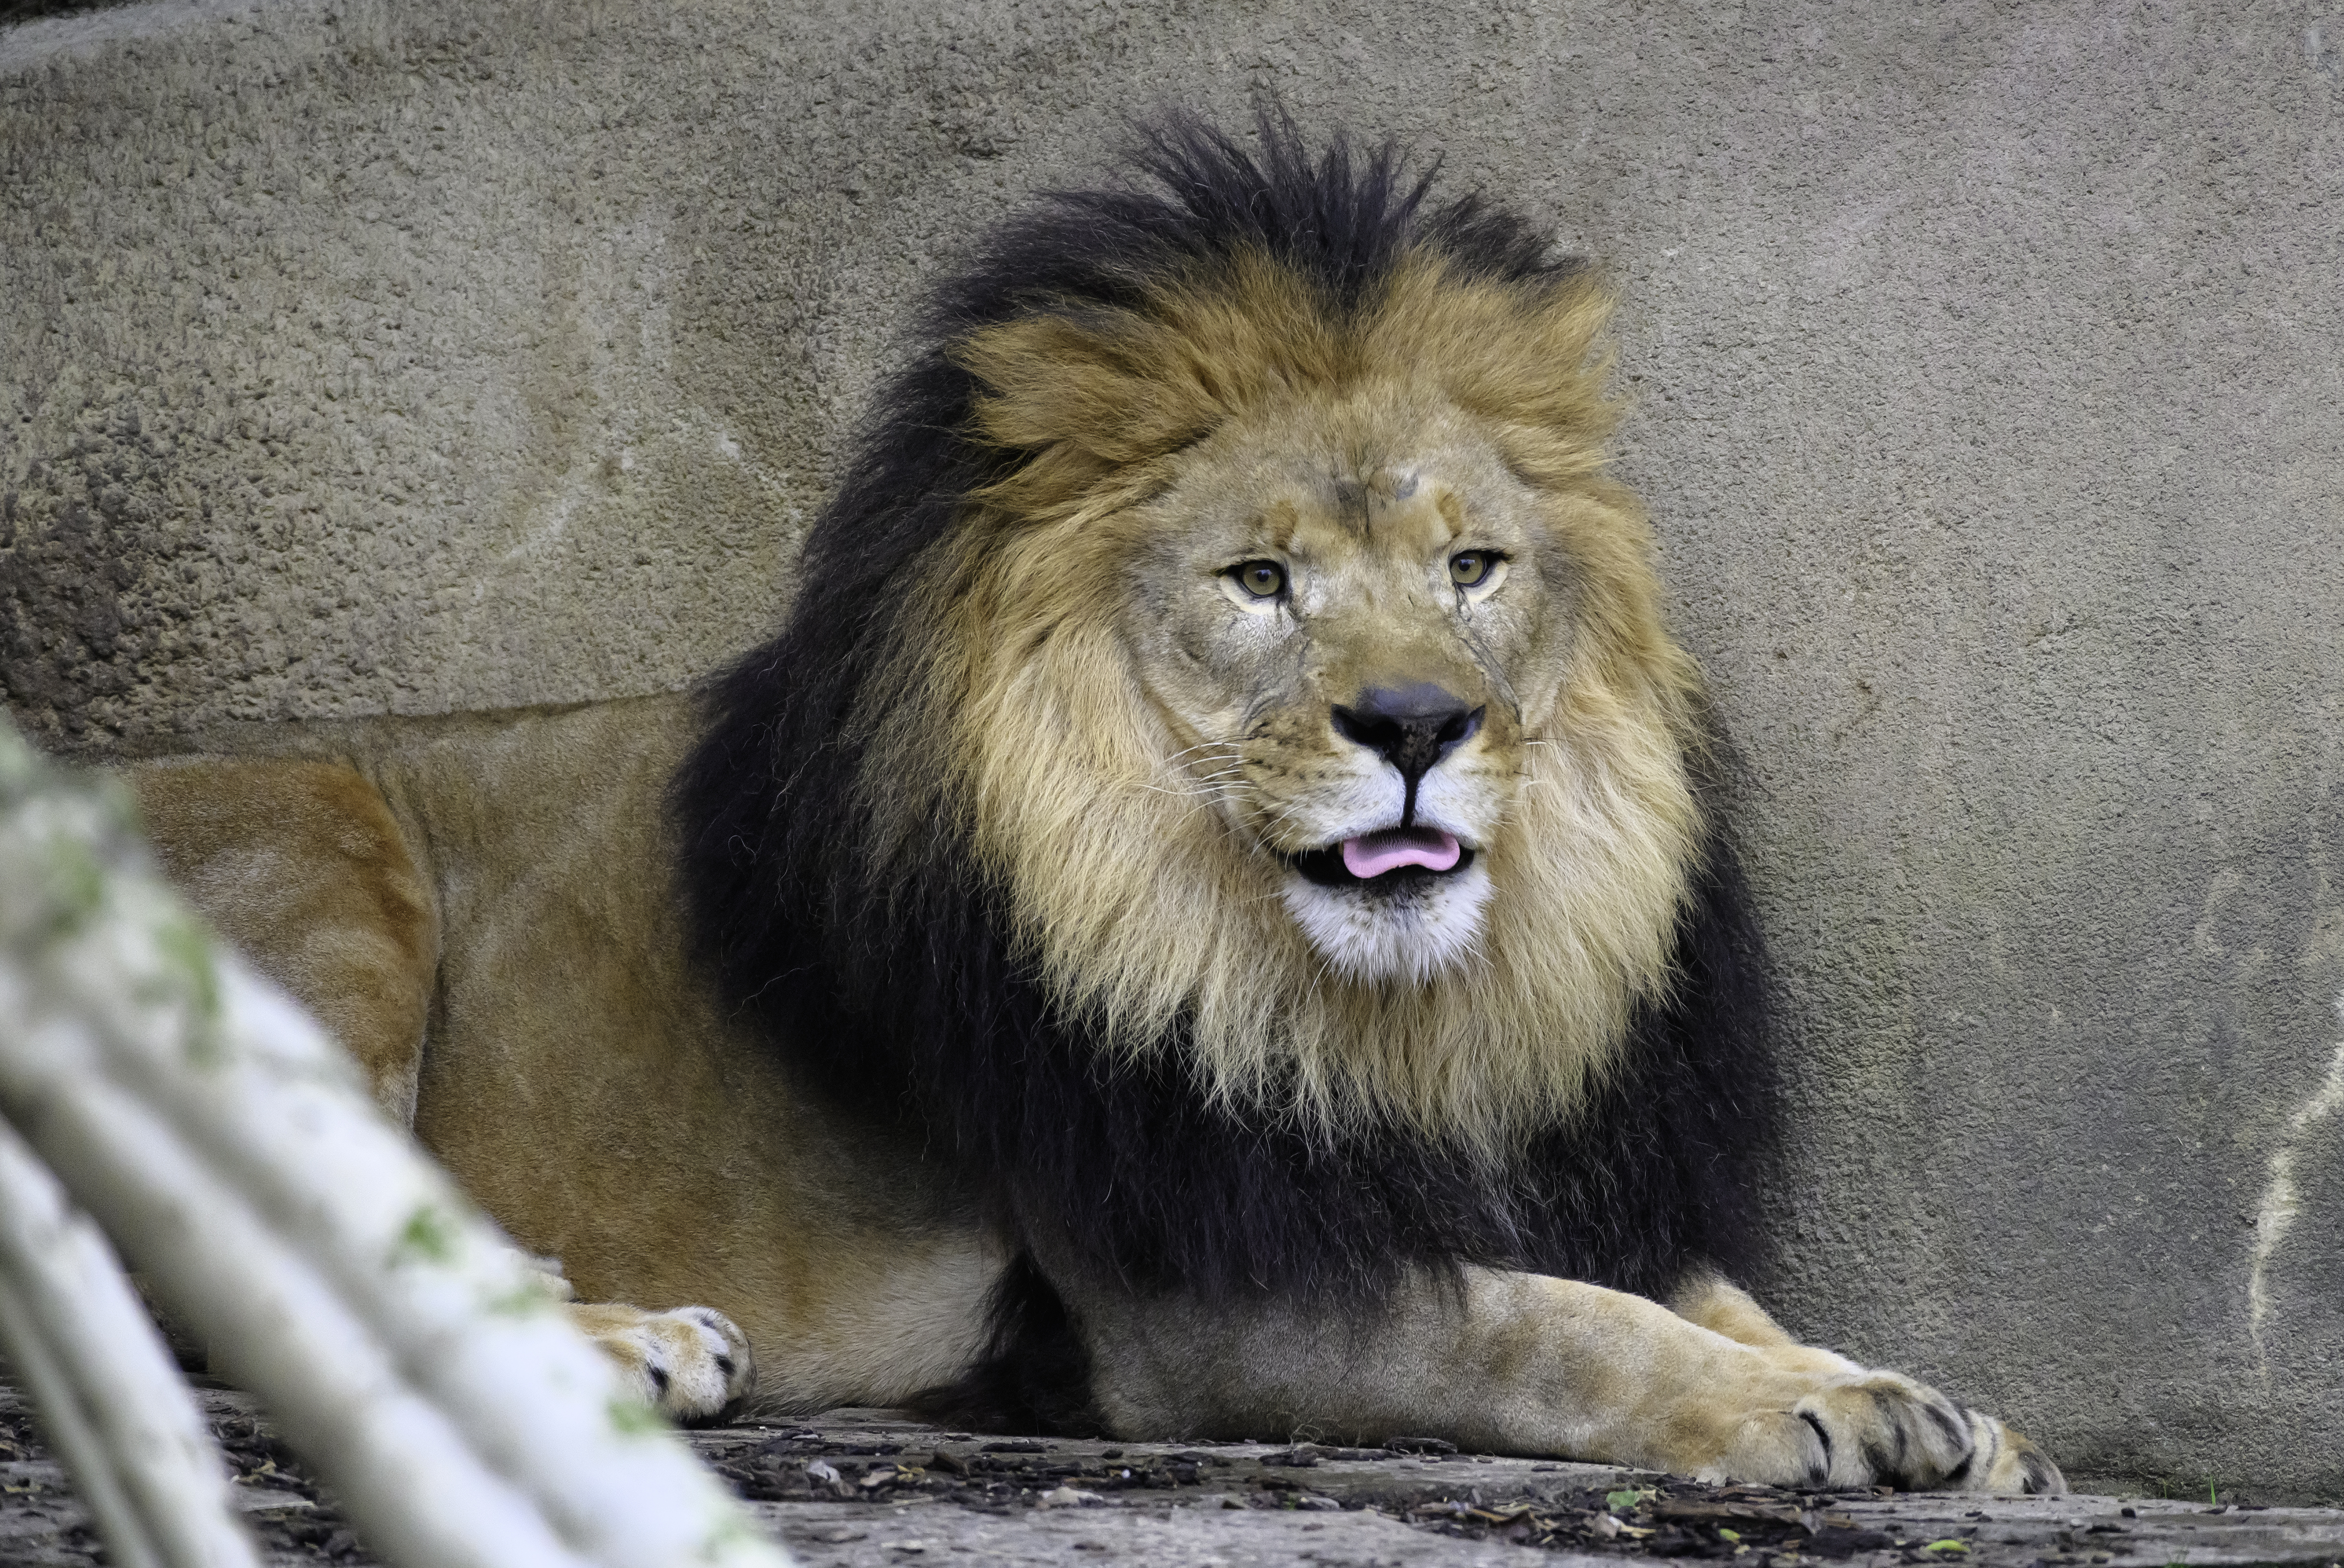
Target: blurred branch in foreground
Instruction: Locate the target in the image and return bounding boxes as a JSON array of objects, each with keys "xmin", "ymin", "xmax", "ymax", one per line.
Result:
[{"xmin": 0, "ymin": 715, "xmax": 792, "ymax": 1568}]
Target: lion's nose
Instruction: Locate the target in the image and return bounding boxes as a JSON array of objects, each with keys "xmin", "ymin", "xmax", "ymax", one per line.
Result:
[{"xmin": 1331, "ymin": 685, "xmax": 1485, "ymax": 788}]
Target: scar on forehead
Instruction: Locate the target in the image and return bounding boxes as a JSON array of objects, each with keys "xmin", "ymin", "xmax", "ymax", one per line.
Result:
[
  {"xmin": 1357, "ymin": 467, "xmax": 1421, "ymax": 507},
  {"xmin": 1332, "ymin": 468, "xmax": 1429, "ymax": 539},
  {"xmin": 1328, "ymin": 475, "xmax": 1370, "ymax": 535}
]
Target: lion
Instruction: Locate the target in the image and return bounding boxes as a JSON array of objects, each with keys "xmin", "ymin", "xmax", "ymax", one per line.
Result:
[{"xmin": 117, "ymin": 118, "xmax": 2062, "ymax": 1493}]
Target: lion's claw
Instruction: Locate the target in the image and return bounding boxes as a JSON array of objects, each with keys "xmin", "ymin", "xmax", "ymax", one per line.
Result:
[
  {"xmin": 1712, "ymin": 1372, "xmax": 2062, "ymax": 1494},
  {"xmin": 1954, "ymin": 1405, "xmax": 2065, "ymax": 1495}
]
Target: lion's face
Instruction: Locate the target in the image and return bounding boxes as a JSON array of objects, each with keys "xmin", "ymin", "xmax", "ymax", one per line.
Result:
[
  {"xmin": 1120, "ymin": 390, "xmax": 1573, "ymax": 983},
  {"xmin": 902, "ymin": 252, "xmax": 1706, "ymax": 1142}
]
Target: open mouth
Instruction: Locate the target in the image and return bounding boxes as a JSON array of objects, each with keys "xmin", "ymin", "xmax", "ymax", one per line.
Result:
[{"xmin": 1284, "ymin": 827, "xmax": 1476, "ymax": 890}]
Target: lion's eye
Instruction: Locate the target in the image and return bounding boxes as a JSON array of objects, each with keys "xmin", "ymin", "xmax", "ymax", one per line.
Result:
[
  {"xmin": 1449, "ymin": 551, "xmax": 1497, "ymax": 588},
  {"xmin": 1229, "ymin": 560, "xmax": 1287, "ymax": 600}
]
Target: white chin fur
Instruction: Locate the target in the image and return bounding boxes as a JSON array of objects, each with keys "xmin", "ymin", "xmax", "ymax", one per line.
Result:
[{"xmin": 1280, "ymin": 861, "xmax": 1493, "ymax": 985}]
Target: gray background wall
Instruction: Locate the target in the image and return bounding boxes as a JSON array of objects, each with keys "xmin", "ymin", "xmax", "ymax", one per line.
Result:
[{"xmin": 4, "ymin": 0, "xmax": 2339, "ymax": 1498}]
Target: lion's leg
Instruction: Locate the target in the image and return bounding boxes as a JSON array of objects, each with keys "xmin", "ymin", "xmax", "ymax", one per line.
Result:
[
  {"xmin": 128, "ymin": 756, "xmax": 760, "ymax": 1422},
  {"xmin": 1665, "ymin": 1270, "xmax": 2061, "ymax": 1493},
  {"xmin": 1069, "ymin": 1264, "xmax": 2062, "ymax": 1493},
  {"xmin": 132, "ymin": 757, "xmax": 438, "ymax": 1124}
]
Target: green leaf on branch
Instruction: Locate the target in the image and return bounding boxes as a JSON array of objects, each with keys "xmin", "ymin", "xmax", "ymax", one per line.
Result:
[{"xmin": 392, "ymin": 1204, "xmax": 458, "ymax": 1266}]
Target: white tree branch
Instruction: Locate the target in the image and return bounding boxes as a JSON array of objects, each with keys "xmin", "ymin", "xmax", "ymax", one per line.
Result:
[
  {"xmin": 0, "ymin": 1116, "xmax": 258, "ymax": 1568},
  {"xmin": 0, "ymin": 718, "xmax": 792, "ymax": 1568}
]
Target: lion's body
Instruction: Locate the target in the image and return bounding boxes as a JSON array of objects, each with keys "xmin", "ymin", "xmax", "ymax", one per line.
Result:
[
  {"xmin": 119, "ymin": 121, "xmax": 2061, "ymax": 1490},
  {"xmin": 134, "ymin": 698, "xmax": 1002, "ymax": 1413}
]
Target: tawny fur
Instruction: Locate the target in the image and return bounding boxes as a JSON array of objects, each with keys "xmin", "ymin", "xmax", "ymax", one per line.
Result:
[
  {"xmin": 133, "ymin": 759, "xmax": 438, "ymax": 1125},
  {"xmin": 125, "ymin": 703, "xmax": 1001, "ymax": 1421}
]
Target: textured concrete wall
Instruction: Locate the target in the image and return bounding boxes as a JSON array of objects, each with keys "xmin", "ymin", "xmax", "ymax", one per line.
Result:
[{"xmin": 5, "ymin": 0, "xmax": 2341, "ymax": 1498}]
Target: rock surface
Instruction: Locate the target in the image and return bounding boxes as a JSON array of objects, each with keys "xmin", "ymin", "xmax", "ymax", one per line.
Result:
[
  {"xmin": 6, "ymin": 0, "xmax": 2344, "ymax": 1500},
  {"xmin": 6, "ymin": 1387, "xmax": 2344, "ymax": 1568}
]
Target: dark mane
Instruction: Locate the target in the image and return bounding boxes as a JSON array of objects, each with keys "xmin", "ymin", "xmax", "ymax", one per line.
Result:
[{"xmin": 670, "ymin": 115, "xmax": 1772, "ymax": 1431}]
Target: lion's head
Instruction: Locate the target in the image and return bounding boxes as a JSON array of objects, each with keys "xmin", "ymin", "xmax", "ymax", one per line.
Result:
[{"xmin": 684, "ymin": 119, "xmax": 1725, "ymax": 1174}]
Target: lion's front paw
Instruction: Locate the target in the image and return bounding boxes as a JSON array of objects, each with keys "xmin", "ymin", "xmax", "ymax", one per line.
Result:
[
  {"xmin": 1707, "ymin": 1371, "xmax": 2061, "ymax": 1495},
  {"xmin": 569, "ymin": 1303, "xmax": 756, "ymax": 1424}
]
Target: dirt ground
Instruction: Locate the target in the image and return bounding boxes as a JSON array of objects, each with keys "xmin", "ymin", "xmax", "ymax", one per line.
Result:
[{"xmin": 5, "ymin": 1386, "xmax": 2341, "ymax": 1568}]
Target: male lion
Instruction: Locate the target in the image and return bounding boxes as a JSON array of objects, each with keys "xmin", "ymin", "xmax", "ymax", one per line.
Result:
[{"xmin": 124, "ymin": 120, "xmax": 2060, "ymax": 1492}]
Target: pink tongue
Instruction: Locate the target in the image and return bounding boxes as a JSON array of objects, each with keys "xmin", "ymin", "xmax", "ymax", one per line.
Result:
[{"xmin": 1341, "ymin": 828, "xmax": 1463, "ymax": 879}]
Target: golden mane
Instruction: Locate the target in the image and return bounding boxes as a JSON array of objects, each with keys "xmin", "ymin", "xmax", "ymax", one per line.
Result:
[{"xmin": 856, "ymin": 248, "xmax": 1707, "ymax": 1155}]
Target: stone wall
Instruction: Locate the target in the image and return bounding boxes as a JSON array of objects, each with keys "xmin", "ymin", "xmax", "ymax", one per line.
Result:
[{"xmin": 5, "ymin": 0, "xmax": 2340, "ymax": 1497}]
